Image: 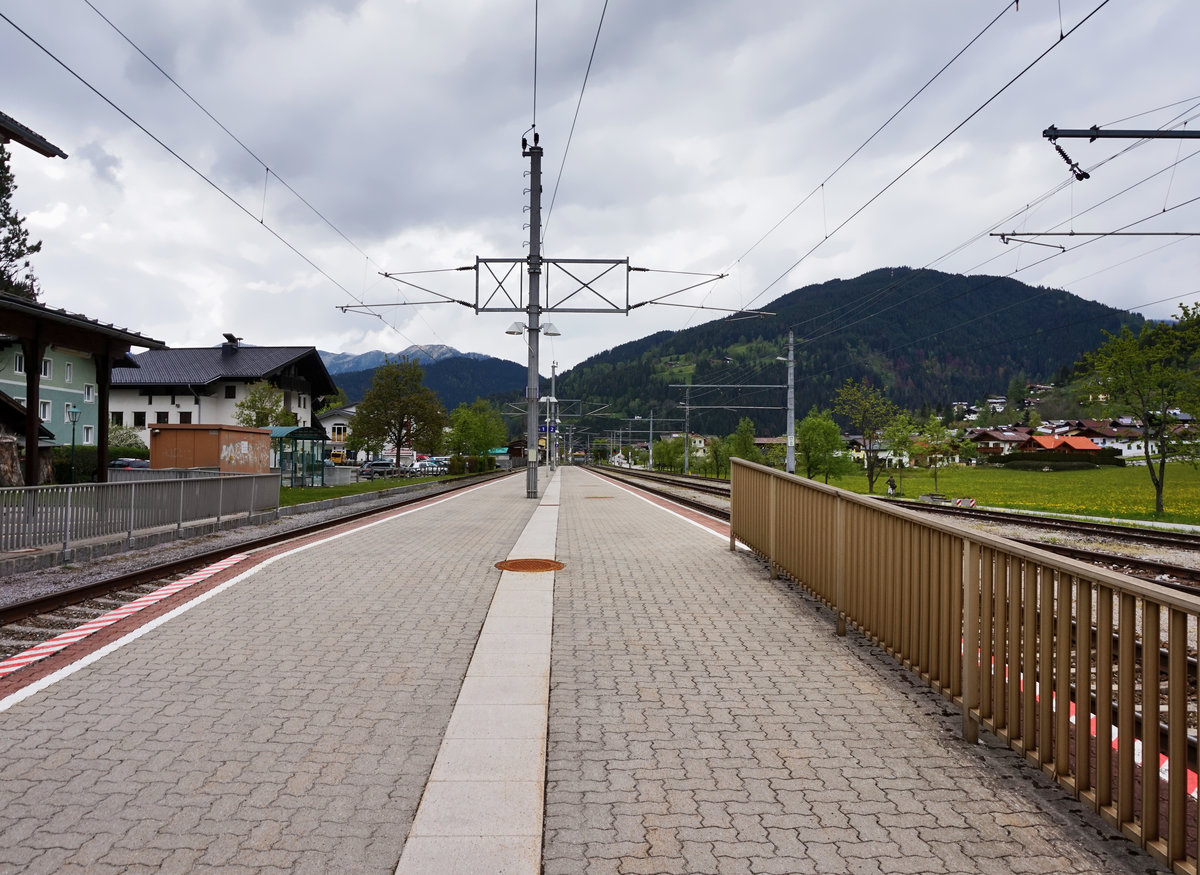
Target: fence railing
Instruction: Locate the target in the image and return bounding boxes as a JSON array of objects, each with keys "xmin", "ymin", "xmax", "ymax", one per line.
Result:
[
  {"xmin": 0, "ymin": 473, "xmax": 280, "ymax": 554},
  {"xmin": 730, "ymin": 458, "xmax": 1200, "ymax": 872}
]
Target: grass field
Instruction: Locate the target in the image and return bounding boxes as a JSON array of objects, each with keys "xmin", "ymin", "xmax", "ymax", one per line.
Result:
[
  {"xmin": 823, "ymin": 463, "xmax": 1200, "ymax": 525},
  {"xmin": 278, "ymin": 473, "xmax": 447, "ymax": 508}
]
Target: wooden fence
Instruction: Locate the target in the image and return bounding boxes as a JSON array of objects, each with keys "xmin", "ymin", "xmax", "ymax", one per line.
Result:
[{"xmin": 730, "ymin": 458, "xmax": 1200, "ymax": 873}]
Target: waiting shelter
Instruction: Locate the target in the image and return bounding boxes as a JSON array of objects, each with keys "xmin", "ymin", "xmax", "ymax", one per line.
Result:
[{"xmin": 270, "ymin": 425, "xmax": 329, "ymax": 487}]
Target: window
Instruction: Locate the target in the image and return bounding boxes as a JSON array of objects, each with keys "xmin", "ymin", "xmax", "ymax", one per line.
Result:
[
  {"xmin": 156, "ymin": 412, "xmax": 169, "ymax": 424},
  {"xmin": 40, "ymin": 358, "xmax": 52, "ymax": 379},
  {"xmin": 13, "ymin": 353, "xmax": 24, "ymax": 374},
  {"xmin": 225, "ymin": 385, "xmax": 237, "ymax": 399},
  {"xmin": 64, "ymin": 402, "xmax": 73, "ymax": 421},
  {"xmin": 83, "ymin": 425, "xmax": 95, "ymax": 445},
  {"xmin": 38, "ymin": 400, "xmax": 51, "ymax": 421},
  {"xmin": 65, "ymin": 362, "xmax": 73, "ymax": 383},
  {"xmin": 331, "ymin": 424, "xmax": 347, "ymax": 441},
  {"xmin": 111, "ymin": 412, "xmax": 124, "ymax": 426},
  {"xmin": 133, "ymin": 411, "xmax": 146, "ymax": 427},
  {"xmin": 178, "ymin": 411, "xmax": 192, "ymax": 424},
  {"xmin": 84, "ymin": 384, "xmax": 94, "ymax": 403}
]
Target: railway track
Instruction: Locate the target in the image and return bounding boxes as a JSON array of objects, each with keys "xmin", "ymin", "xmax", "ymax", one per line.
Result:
[
  {"xmin": 590, "ymin": 465, "xmax": 1200, "ymax": 590},
  {"xmin": 0, "ymin": 472, "xmax": 515, "ymax": 662}
]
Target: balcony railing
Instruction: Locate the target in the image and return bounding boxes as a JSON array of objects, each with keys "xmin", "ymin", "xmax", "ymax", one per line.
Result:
[{"xmin": 730, "ymin": 458, "xmax": 1200, "ymax": 872}]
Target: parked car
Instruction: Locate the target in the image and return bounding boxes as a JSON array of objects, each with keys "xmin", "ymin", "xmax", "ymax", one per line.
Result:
[
  {"xmin": 359, "ymin": 460, "xmax": 398, "ymax": 479},
  {"xmin": 409, "ymin": 459, "xmax": 447, "ymax": 476},
  {"xmin": 109, "ymin": 458, "xmax": 150, "ymax": 468}
]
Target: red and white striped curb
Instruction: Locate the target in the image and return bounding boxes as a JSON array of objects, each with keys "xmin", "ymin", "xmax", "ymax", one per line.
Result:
[
  {"xmin": 0, "ymin": 554, "xmax": 249, "ymax": 679},
  {"xmin": 1065, "ymin": 694, "xmax": 1199, "ymax": 798}
]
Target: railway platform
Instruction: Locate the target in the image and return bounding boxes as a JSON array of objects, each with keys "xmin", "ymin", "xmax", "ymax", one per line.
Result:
[{"xmin": 0, "ymin": 466, "xmax": 1169, "ymax": 873}]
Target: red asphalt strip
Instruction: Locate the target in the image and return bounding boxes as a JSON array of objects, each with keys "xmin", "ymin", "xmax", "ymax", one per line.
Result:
[{"xmin": 0, "ymin": 489, "xmax": 464, "ymax": 700}]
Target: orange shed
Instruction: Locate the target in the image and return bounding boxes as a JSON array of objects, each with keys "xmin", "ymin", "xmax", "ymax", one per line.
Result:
[{"xmin": 149, "ymin": 423, "xmax": 272, "ymax": 473}]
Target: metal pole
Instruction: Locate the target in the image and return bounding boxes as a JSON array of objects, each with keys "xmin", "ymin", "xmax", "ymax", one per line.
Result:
[
  {"xmin": 648, "ymin": 410, "xmax": 654, "ymax": 470},
  {"xmin": 549, "ymin": 361, "xmax": 557, "ymax": 472},
  {"xmin": 524, "ymin": 139, "xmax": 543, "ymax": 499},
  {"xmin": 785, "ymin": 330, "xmax": 795, "ymax": 475},
  {"xmin": 684, "ymin": 385, "xmax": 692, "ymax": 475}
]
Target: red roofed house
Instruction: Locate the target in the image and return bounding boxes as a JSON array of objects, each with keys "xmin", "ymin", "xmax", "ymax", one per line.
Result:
[{"xmin": 1020, "ymin": 435, "xmax": 1101, "ymax": 455}]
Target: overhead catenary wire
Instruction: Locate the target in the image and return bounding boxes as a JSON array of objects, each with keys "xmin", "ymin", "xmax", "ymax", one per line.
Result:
[
  {"xmin": 741, "ymin": 0, "xmax": 1115, "ymax": 314},
  {"xmin": 542, "ymin": 0, "xmax": 608, "ymax": 245},
  {"xmin": 5, "ymin": 6, "xmax": 451, "ymax": 357}
]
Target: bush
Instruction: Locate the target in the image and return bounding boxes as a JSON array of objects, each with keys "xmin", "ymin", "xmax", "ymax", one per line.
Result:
[
  {"xmin": 1002, "ymin": 460, "xmax": 1098, "ymax": 472},
  {"xmin": 1000, "ymin": 449, "xmax": 1124, "ymax": 468},
  {"xmin": 51, "ymin": 446, "xmax": 99, "ymax": 483}
]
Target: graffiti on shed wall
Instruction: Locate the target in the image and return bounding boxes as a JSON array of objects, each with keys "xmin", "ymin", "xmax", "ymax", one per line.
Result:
[{"xmin": 222, "ymin": 438, "xmax": 270, "ymax": 472}]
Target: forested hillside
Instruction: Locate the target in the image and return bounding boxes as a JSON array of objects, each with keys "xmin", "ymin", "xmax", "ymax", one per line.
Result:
[
  {"xmin": 558, "ymin": 267, "xmax": 1144, "ymax": 437},
  {"xmin": 334, "ymin": 355, "xmax": 526, "ymax": 412}
]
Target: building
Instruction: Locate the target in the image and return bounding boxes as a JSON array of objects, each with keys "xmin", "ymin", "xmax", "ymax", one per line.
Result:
[
  {"xmin": 110, "ymin": 335, "xmax": 337, "ymax": 445},
  {"xmin": 0, "ymin": 338, "xmax": 99, "ymax": 448},
  {"xmin": 0, "ymin": 294, "xmax": 165, "ymax": 485}
]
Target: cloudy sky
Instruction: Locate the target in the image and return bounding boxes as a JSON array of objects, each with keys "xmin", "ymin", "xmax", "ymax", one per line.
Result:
[{"xmin": 3, "ymin": 1, "xmax": 1198, "ymax": 370}]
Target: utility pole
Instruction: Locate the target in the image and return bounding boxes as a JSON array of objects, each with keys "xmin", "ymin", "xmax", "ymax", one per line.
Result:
[
  {"xmin": 682, "ymin": 385, "xmax": 692, "ymax": 474},
  {"xmin": 523, "ymin": 137, "xmax": 544, "ymax": 498},
  {"xmin": 648, "ymin": 409, "xmax": 654, "ymax": 470},
  {"xmin": 785, "ymin": 331, "xmax": 795, "ymax": 474},
  {"xmin": 359, "ymin": 137, "xmax": 727, "ymax": 499},
  {"xmin": 549, "ymin": 361, "xmax": 558, "ymax": 471}
]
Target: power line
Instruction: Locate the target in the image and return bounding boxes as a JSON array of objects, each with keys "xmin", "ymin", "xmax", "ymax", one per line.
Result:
[
  {"xmin": 742, "ymin": 0, "xmax": 1114, "ymax": 313},
  {"xmin": 729, "ymin": 1, "xmax": 1018, "ymax": 269},
  {"xmin": 3, "ymin": 7, "xmax": 449, "ymax": 356},
  {"xmin": 542, "ymin": 0, "xmax": 608, "ymax": 245}
]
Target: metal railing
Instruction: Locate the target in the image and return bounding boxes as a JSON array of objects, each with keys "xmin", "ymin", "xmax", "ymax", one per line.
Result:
[
  {"xmin": 730, "ymin": 458, "xmax": 1200, "ymax": 872},
  {"xmin": 0, "ymin": 473, "xmax": 280, "ymax": 554}
]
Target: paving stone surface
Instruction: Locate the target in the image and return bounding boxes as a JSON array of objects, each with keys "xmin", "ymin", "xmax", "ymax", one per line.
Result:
[
  {"xmin": 0, "ymin": 478, "xmax": 536, "ymax": 874},
  {"xmin": 545, "ymin": 467, "xmax": 1169, "ymax": 875}
]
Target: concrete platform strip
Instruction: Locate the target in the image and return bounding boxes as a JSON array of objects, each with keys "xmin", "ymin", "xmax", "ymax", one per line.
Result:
[{"xmin": 396, "ymin": 471, "xmax": 560, "ymax": 875}]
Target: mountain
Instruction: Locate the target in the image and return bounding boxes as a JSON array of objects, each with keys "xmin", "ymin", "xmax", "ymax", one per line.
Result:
[
  {"xmin": 334, "ymin": 354, "xmax": 528, "ymax": 412},
  {"xmin": 556, "ymin": 267, "xmax": 1145, "ymax": 437},
  {"xmin": 319, "ymin": 345, "xmax": 489, "ymax": 374}
]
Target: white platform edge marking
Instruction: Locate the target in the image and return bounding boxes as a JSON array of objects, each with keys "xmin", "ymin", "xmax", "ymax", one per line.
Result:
[{"xmin": 0, "ymin": 476, "xmax": 509, "ymax": 715}]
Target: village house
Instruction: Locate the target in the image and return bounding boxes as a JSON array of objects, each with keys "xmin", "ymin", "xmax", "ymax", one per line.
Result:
[{"xmin": 109, "ymin": 334, "xmax": 337, "ymax": 446}]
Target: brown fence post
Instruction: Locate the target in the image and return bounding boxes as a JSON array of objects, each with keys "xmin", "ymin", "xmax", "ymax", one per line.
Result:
[
  {"xmin": 835, "ymin": 495, "xmax": 846, "ymax": 636},
  {"xmin": 962, "ymin": 539, "xmax": 980, "ymax": 743},
  {"xmin": 767, "ymin": 473, "xmax": 777, "ymax": 578}
]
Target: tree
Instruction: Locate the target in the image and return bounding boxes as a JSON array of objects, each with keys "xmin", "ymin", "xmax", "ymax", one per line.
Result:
[
  {"xmin": 796, "ymin": 407, "xmax": 846, "ymax": 482},
  {"xmin": 911, "ymin": 414, "xmax": 957, "ymax": 494},
  {"xmin": 350, "ymin": 357, "xmax": 447, "ymax": 456},
  {"xmin": 704, "ymin": 435, "xmax": 730, "ymax": 479},
  {"xmin": 1080, "ymin": 311, "xmax": 1200, "ymax": 514},
  {"xmin": 881, "ymin": 412, "xmax": 918, "ymax": 493},
  {"xmin": 317, "ymin": 387, "xmax": 349, "ymax": 415},
  {"xmin": 108, "ymin": 425, "xmax": 147, "ymax": 449},
  {"xmin": 234, "ymin": 381, "xmax": 296, "ymax": 428},
  {"xmin": 0, "ymin": 144, "xmax": 43, "ymax": 300},
  {"xmin": 834, "ymin": 379, "xmax": 899, "ymax": 494},
  {"xmin": 446, "ymin": 399, "xmax": 507, "ymax": 457},
  {"xmin": 727, "ymin": 417, "xmax": 760, "ymax": 464},
  {"xmin": 652, "ymin": 435, "xmax": 684, "ymax": 472}
]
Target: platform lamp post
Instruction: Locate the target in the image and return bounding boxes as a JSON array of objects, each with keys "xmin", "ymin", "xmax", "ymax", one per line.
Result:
[
  {"xmin": 67, "ymin": 405, "xmax": 80, "ymax": 484},
  {"xmin": 506, "ymin": 320, "xmax": 560, "ymax": 497}
]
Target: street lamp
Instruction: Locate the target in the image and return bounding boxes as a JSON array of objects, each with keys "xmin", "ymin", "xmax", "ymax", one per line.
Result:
[
  {"xmin": 507, "ymin": 322, "xmax": 560, "ymax": 497},
  {"xmin": 67, "ymin": 405, "xmax": 80, "ymax": 484}
]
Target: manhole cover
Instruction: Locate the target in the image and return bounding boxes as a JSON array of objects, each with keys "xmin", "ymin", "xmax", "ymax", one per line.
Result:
[{"xmin": 495, "ymin": 558, "xmax": 564, "ymax": 572}]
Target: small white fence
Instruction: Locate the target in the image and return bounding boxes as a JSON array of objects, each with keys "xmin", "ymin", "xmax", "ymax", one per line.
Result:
[{"xmin": 0, "ymin": 473, "xmax": 281, "ymax": 554}]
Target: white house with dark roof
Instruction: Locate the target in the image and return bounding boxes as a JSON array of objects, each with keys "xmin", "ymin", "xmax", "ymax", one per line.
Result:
[{"xmin": 110, "ymin": 334, "xmax": 337, "ymax": 445}]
